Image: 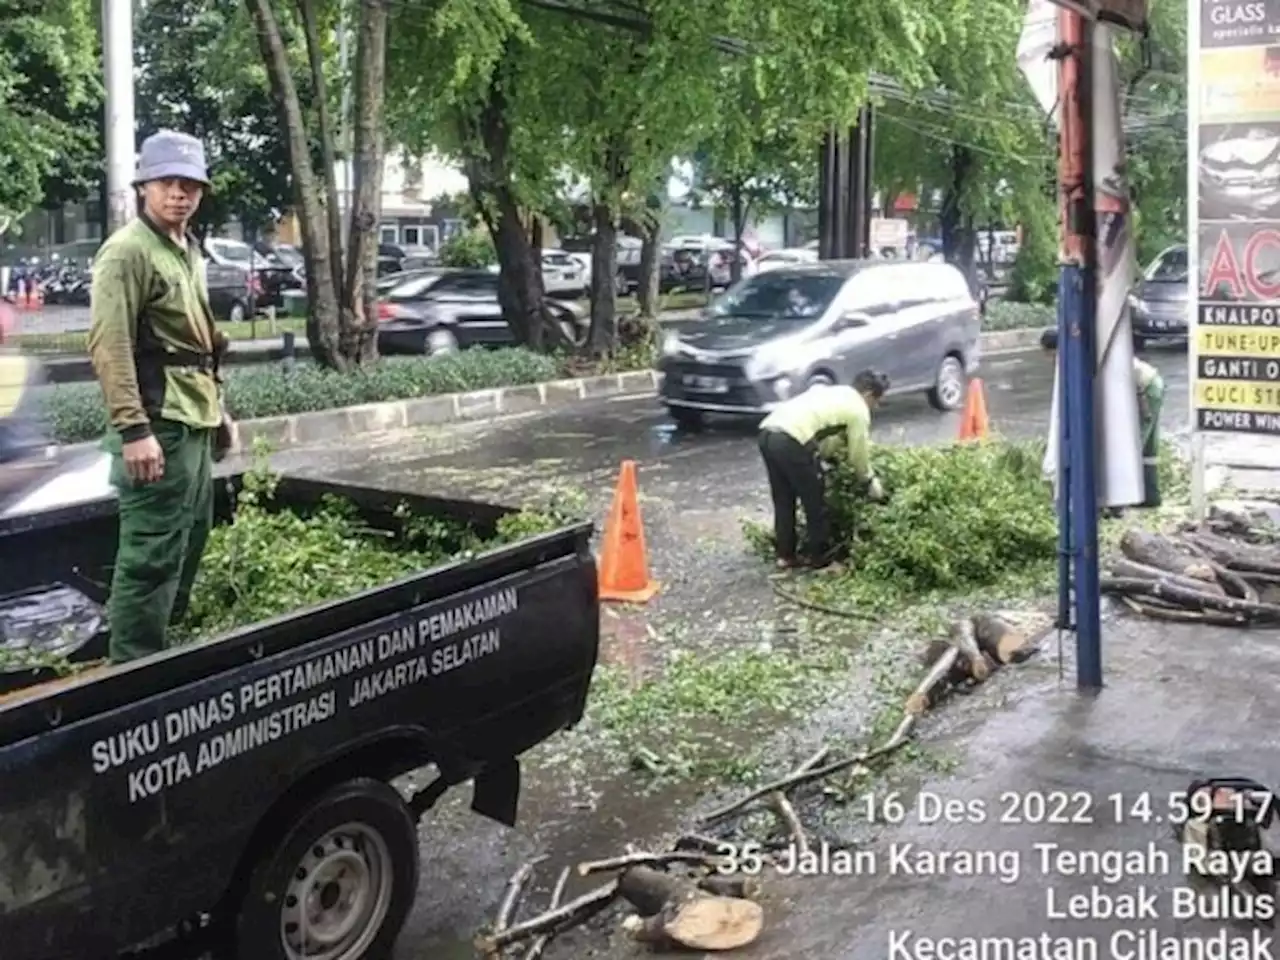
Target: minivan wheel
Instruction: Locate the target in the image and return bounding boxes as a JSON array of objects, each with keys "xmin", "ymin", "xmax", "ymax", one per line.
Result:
[
  {"xmin": 233, "ymin": 778, "xmax": 419, "ymax": 960},
  {"xmin": 228, "ymin": 301, "xmax": 247, "ymax": 324},
  {"xmin": 927, "ymin": 356, "xmax": 966, "ymax": 412}
]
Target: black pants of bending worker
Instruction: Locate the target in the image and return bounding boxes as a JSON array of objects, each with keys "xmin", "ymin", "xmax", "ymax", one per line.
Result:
[{"xmin": 758, "ymin": 428, "xmax": 828, "ymax": 562}]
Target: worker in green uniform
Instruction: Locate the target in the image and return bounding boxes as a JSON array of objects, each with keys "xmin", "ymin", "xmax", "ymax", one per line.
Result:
[
  {"xmin": 88, "ymin": 130, "xmax": 236, "ymax": 664},
  {"xmin": 757, "ymin": 370, "xmax": 890, "ymax": 570},
  {"xmin": 1039, "ymin": 330, "xmax": 1163, "ymax": 508},
  {"xmin": 1133, "ymin": 355, "xmax": 1164, "ymax": 508}
]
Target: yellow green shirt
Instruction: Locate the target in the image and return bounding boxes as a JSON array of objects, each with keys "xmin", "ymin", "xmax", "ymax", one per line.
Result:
[
  {"xmin": 87, "ymin": 216, "xmax": 225, "ymax": 444},
  {"xmin": 760, "ymin": 384, "xmax": 873, "ymax": 480}
]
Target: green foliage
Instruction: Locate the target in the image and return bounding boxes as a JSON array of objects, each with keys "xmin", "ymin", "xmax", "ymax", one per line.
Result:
[
  {"xmin": 179, "ymin": 453, "xmax": 569, "ymax": 637},
  {"xmin": 984, "ymin": 300, "xmax": 1055, "ymax": 332},
  {"xmin": 747, "ymin": 439, "xmax": 1059, "ymax": 612},
  {"xmin": 0, "ymin": 0, "xmax": 102, "ymax": 226},
  {"xmin": 438, "ymin": 229, "xmax": 497, "ymax": 267},
  {"xmin": 135, "ymin": 0, "xmax": 304, "ymax": 235},
  {"xmin": 1008, "ymin": 191, "xmax": 1059, "ymax": 305},
  {"xmin": 41, "ymin": 349, "xmax": 564, "ymax": 444}
]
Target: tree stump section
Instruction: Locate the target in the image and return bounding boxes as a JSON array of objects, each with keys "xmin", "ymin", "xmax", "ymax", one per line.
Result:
[
  {"xmin": 1120, "ymin": 529, "xmax": 1216, "ymax": 581},
  {"xmin": 618, "ymin": 865, "xmax": 763, "ymax": 951},
  {"xmin": 971, "ymin": 613, "xmax": 1041, "ymax": 664}
]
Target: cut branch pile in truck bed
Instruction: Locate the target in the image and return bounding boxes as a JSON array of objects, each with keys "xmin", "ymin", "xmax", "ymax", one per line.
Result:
[
  {"xmin": 472, "ymin": 607, "xmax": 1046, "ymax": 954},
  {"xmin": 1103, "ymin": 508, "xmax": 1280, "ymax": 627}
]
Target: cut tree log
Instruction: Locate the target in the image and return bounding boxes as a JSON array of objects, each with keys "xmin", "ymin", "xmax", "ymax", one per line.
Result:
[
  {"xmin": 1107, "ymin": 557, "xmax": 1226, "ymax": 596},
  {"xmin": 1101, "ymin": 577, "xmax": 1280, "ymax": 621},
  {"xmin": 474, "ymin": 881, "xmax": 620, "ymax": 955},
  {"xmin": 1183, "ymin": 531, "xmax": 1280, "ymax": 576},
  {"xmin": 768, "ymin": 791, "xmax": 809, "ymax": 857},
  {"xmin": 577, "ymin": 850, "xmax": 724, "ymax": 876},
  {"xmin": 699, "ymin": 726, "xmax": 912, "ymax": 826},
  {"xmin": 1119, "ymin": 596, "xmax": 1248, "ymax": 626},
  {"xmin": 905, "ymin": 646, "xmax": 960, "ymax": 715},
  {"xmin": 1208, "ymin": 561, "xmax": 1259, "ymax": 603},
  {"xmin": 620, "ymin": 896, "xmax": 764, "ymax": 951},
  {"xmin": 523, "ymin": 866, "xmax": 571, "ymax": 960},
  {"xmin": 971, "ymin": 612, "xmax": 1042, "ymax": 664},
  {"xmin": 1120, "ymin": 529, "xmax": 1216, "ymax": 581},
  {"xmin": 947, "ymin": 617, "xmax": 991, "ymax": 681},
  {"xmin": 618, "ymin": 866, "xmax": 763, "ymax": 951}
]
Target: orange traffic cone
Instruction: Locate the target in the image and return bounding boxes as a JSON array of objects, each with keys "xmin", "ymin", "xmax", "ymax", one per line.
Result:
[
  {"xmin": 958, "ymin": 378, "xmax": 989, "ymax": 441},
  {"xmin": 598, "ymin": 459, "xmax": 660, "ymax": 603}
]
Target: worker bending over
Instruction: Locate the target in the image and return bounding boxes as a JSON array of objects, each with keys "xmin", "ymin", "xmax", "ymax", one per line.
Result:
[{"xmin": 757, "ymin": 370, "xmax": 889, "ymax": 570}]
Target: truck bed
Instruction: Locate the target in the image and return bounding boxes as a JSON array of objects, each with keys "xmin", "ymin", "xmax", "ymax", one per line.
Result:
[{"xmin": 0, "ymin": 474, "xmax": 601, "ymax": 958}]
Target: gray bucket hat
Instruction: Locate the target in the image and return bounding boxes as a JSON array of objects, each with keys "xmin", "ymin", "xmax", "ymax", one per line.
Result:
[{"xmin": 132, "ymin": 130, "xmax": 211, "ymax": 188}]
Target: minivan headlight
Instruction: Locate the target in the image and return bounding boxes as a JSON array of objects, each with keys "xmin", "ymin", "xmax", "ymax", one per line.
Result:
[
  {"xmin": 661, "ymin": 332, "xmax": 682, "ymax": 356},
  {"xmin": 744, "ymin": 350, "xmax": 786, "ymax": 381}
]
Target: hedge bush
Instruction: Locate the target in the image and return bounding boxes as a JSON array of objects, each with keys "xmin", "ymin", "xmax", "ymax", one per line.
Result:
[
  {"xmin": 984, "ymin": 300, "xmax": 1055, "ymax": 332},
  {"xmin": 42, "ymin": 348, "xmax": 564, "ymax": 445}
]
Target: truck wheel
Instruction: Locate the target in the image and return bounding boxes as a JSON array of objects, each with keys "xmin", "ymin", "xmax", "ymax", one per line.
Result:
[{"xmin": 233, "ymin": 778, "xmax": 419, "ymax": 960}]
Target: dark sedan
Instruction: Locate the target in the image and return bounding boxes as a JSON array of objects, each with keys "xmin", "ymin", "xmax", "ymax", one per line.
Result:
[
  {"xmin": 376, "ymin": 269, "xmax": 587, "ymax": 355},
  {"xmin": 1128, "ymin": 245, "xmax": 1188, "ymax": 348}
]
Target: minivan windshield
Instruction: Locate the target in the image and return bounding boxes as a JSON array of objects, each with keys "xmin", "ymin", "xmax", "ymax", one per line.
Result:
[
  {"xmin": 1144, "ymin": 247, "xmax": 1188, "ymax": 282},
  {"xmin": 707, "ymin": 272, "xmax": 845, "ymax": 320}
]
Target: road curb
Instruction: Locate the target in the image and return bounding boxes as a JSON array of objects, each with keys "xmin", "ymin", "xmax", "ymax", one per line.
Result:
[
  {"xmin": 980, "ymin": 327, "xmax": 1047, "ymax": 353},
  {"xmin": 53, "ymin": 328, "xmax": 1040, "ymax": 455},
  {"xmin": 57, "ymin": 369, "xmax": 663, "ymax": 456}
]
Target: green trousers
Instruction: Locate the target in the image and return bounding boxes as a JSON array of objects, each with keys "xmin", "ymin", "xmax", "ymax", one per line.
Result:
[
  {"xmin": 1140, "ymin": 376, "xmax": 1164, "ymax": 509},
  {"xmin": 107, "ymin": 420, "xmax": 214, "ymax": 663}
]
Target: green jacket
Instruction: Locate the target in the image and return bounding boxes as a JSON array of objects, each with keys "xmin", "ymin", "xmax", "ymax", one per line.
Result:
[
  {"xmin": 760, "ymin": 384, "xmax": 873, "ymax": 481},
  {"xmin": 88, "ymin": 216, "xmax": 225, "ymax": 444}
]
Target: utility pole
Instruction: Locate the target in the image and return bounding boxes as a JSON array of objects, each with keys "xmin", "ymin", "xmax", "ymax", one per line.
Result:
[
  {"xmin": 103, "ymin": 0, "xmax": 136, "ymax": 235},
  {"xmin": 1054, "ymin": 7, "xmax": 1102, "ymax": 689}
]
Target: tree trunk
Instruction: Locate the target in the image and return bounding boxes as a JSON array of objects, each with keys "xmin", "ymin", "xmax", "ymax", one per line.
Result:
[
  {"xmin": 730, "ymin": 183, "xmax": 746, "ymax": 284},
  {"xmin": 588, "ymin": 203, "xmax": 619, "ymax": 354},
  {"xmin": 245, "ymin": 0, "xmax": 342, "ymax": 367},
  {"xmin": 342, "ymin": 0, "xmax": 388, "ymax": 367},
  {"xmin": 294, "ymin": 0, "xmax": 344, "ymax": 303},
  {"xmin": 456, "ymin": 63, "xmax": 552, "ymax": 349},
  {"xmin": 638, "ymin": 219, "xmax": 661, "ymax": 319},
  {"xmin": 940, "ymin": 148, "xmax": 979, "ymax": 298}
]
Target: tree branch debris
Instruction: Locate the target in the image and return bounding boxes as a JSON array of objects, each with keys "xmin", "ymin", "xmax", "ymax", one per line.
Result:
[
  {"xmin": 471, "ymin": 605, "xmax": 1046, "ymax": 953},
  {"xmin": 1105, "ymin": 513, "xmax": 1280, "ymax": 626}
]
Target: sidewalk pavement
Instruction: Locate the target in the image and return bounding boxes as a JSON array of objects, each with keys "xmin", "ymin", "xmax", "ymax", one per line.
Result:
[{"xmin": 605, "ymin": 606, "xmax": 1280, "ymax": 960}]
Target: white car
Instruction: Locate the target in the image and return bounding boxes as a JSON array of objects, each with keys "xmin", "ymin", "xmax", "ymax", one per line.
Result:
[
  {"xmin": 754, "ymin": 248, "xmax": 819, "ymax": 273},
  {"xmin": 541, "ymin": 249, "xmax": 586, "ymax": 296}
]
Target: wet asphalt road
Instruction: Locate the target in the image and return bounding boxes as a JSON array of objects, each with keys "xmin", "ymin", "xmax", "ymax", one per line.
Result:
[{"xmin": 216, "ymin": 345, "xmax": 1210, "ymax": 960}]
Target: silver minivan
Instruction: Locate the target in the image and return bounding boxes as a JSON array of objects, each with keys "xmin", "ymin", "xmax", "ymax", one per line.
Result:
[{"xmin": 657, "ymin": 259, "xmax": 981, "ymax": 428}]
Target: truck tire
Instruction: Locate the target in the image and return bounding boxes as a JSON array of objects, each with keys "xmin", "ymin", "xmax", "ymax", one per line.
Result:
[{"xmin": 233, "ymin": 778, "xmax": 419, "ymax": 960}]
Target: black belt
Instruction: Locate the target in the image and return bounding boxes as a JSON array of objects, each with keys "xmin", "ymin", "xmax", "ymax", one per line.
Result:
[{"xmin": 143, "ymin": 346, "xmax": 215, "ymax": 373}]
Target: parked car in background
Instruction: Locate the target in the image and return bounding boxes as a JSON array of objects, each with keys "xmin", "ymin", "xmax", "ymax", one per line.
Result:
[
  {"xmin": 1128, "ymin": 245, "xmax": 1189, "ymax": 349},
  {"xmin": 206, "ymin": 237, "xmax": 297, "ymax": 311},
  {"xmin": 657, "ymin": 259, "xmax": 981, "ymax": 429},
  {"xmin": 205, "ymin": 260, "xmax": 258, "ymax": 323},
  {"xmin": 559, "ymin": 236, "xmax": 643, "ymax": 295},
  {"xmin": 755, "ymin": 248, "xmax": 819, "ymax": 273},
  {"xmin": 376, "ymin": 268, "xmax": 588, "ymax": 355},
  {"xmin": 541, "ymin": 249, "xmax": 586, "ymax": 296}
]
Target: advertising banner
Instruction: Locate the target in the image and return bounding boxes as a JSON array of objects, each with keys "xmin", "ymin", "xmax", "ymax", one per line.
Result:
[{"xmin": 1193, "ymin": 0, "xmax": 1280, "ymax": 437}]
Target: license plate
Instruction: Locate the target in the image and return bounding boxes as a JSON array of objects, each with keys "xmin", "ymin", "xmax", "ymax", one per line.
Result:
[{"xmin": 684, "ymin": 374, "xmax": 729, "ymax": 393}]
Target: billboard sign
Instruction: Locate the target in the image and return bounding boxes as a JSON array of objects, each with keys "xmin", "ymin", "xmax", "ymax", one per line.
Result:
[{"xmin": 1192, "ymin": 3, "xmax": 1280, "ymax": 438}]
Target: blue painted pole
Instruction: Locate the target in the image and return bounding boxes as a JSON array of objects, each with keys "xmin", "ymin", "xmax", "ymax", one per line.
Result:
[
  {"xmin": 1055, "ymin": 271, "xmax": 1073, "ymax": 634},
  {"xmin": 1065, "ymin": 263, "xmax": 1102, "ymax": 689}
]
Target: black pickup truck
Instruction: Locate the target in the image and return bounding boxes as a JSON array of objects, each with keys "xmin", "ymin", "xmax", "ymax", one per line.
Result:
[{"xmin": 0, "ymin": 474, "xmax": 600, "ymax": 960}]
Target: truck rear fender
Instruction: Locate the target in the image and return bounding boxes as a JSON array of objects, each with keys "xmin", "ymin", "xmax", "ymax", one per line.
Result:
[{"xmin": 215, "ymin": 725, "xmax": 463, "ymax": 916}]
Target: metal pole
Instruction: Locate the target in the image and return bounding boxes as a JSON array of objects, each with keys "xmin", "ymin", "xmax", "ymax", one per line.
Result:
[
  {"xmin": 818, "ymin": 133, "xmax": 835, "ymax": 259},
  {"xmin": 102, "ymin": 0, "xmax": 136, "ymax": 235},
  {"xmin": 861, "ymin": 105, "xmax": 875, "ymax": 257},
  {"xmin": 1057, "ymin": 7, "xmax": 1103, "ymax": 689}
]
